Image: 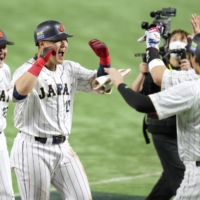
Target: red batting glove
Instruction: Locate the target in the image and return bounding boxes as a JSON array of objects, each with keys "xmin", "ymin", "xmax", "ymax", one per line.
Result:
[
  {"xmin": 28, "ymin": 46, "xmax": 56, "ymax": 76},
  {"xmin": 89, "ymin": 39, "xmax": 111, "ymax": 66},
  {"xmin": 40, "ymin": 46, "xmax": 56, "ymax": 62}
]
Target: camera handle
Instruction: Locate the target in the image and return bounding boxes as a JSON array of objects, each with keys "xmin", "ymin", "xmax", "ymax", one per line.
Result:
[{"xmin": 134, "ymin": 53, "xmax": 147, "ymax": 63}]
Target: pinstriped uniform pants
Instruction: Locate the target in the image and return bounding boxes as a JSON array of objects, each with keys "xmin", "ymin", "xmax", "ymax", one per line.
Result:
[
  {"xmin": 174, "ymin": 161, "xmax": 200, "ymax": 200},
  {"xmin": 0, "ymin": 132, "xmax": 15, "ymax": 200},
  {"xmin": 10, "ymin": 132, "xmax": 92, "ymax": 200}
]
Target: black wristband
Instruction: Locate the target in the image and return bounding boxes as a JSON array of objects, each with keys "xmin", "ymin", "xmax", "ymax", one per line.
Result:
[{"xmin": 146, "ymin": 48, "xmax": 160, "ymax": 64}]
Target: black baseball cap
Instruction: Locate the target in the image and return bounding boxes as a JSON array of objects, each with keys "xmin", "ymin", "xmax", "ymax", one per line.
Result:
[{"xmin": 0, "ymin": 30, "xmax": 14, "ymax": 45}]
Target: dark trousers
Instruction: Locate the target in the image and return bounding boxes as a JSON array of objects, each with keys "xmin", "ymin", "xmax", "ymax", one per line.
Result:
[{"xmin": 146, "ymin": 134, "xmax": 185, "ymax": 200}]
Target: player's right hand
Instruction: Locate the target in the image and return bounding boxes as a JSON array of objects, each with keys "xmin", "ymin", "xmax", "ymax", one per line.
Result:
[
  {"xmin": 40, "ymin": 46, "xmax": 56, "ymax": 63},
  {"xmin": 104, "ymin": 68, "xmax": 124, "ymax": 87}
]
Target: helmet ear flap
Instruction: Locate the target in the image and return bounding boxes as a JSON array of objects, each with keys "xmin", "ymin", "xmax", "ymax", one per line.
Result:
[
  {"xmin": 195, "ymin": 38, "xmax": 200, "ymax": 65},
  {"xmin": 195, "ymin": 55, "xmax": 200, "ymax": 65},
  {"xmin": 194, "ymin": 56, "xmax": 200, "ymax": 66},
  {"xmin": 38, "ymin": 40, "xmax": 45, "ymax": 47},
  {"xmin": 192, "ymin": 34, "xmax": 200, "ymax": 65}
]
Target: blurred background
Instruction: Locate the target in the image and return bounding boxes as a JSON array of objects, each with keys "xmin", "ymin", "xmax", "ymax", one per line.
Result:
[{"xmin": 1, "ymin": 0, "xmax": 199, "ymax": 199}]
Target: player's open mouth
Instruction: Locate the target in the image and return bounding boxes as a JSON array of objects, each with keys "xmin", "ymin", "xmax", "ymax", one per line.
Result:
[
  {"xmin": 0, "ymin": 57, "xmax": 4, "ymax": 63},
  {"xmin": 58, "ymin": 51, "xmax": 64, "ymax": 58}
]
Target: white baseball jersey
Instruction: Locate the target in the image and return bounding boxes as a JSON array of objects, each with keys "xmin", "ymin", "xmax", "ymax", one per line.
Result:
[
  {"xmin": 0, "ymin": 63, "xmax": 12, "ymax": 131},
  {"xmin": 0, "ymin": 63, "xmax": 14, "ymax": 200},
  {"xmin": 161, "ymin": 68, "xmax": 200, "ymax": 90},
  {"xmin": 11, "ymin": 58, "xmax": 97, "ymax": 138},
  {"xmin": 150, "ymin": 69, "xmax": 200, "ymax": 161},
  {"xmin": 149, "ymin": 69, "xmax": 200, "ymax": 199},
  {"xmin": 10, "ymin": 58, "xmax": 100, "ymax": 200}
]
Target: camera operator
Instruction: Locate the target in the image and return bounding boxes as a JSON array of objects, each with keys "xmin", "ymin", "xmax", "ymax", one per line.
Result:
[
  {"xmin": 132, "ymin": 29, "xmax": 191, "ymax": 200},
  {"xmin": 164, "ymin": 30, "xmax": 192, "ymax": 70}
]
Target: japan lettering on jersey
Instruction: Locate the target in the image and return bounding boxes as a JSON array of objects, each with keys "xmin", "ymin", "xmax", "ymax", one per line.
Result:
[
  {"xmin": 0, "ymin": 63, "xmax": 11, "ymax": 131},
  {"xmin": 11, "ymin": 58, "xmax": 97, "ymax": 137}
]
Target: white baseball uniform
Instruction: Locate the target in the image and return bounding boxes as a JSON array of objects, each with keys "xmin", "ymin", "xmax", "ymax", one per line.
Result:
[
  {"xmin": 10, "ymin": 58, "xmax": 99, "ymax": 200},
  {"xmin": 149, "ymin": 68, "xmax": 200, "ymax": 200},
  {"xmin": 0, "ymin": 63, "xmax": 15, "ymax": 200}
]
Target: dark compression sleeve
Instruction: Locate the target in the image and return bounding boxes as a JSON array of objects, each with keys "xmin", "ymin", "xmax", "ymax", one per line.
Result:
[
  {"xmin": 117, "ymin": 83, "xmax": 155, "ymax": 113},
  {"xmin": 97, "ymin": 64, "xmax": 111, "ymax": 77}
]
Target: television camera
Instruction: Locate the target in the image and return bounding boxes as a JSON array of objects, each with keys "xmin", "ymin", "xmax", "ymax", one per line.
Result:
[{"xmin": 135, "ymin": 8, "xmax": 176, "ymax": 62}]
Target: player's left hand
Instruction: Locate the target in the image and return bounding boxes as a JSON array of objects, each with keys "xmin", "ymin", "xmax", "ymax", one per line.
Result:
[
  {"xmin": 88, "ymin": 39, "xmax": 111, "ymax": 66},
  {"xmin": 104, "ymin": 68, "xmax": 124, "ymax": 87},
  {"xmin": 138, "ymin": 25, "xmax": 163, "ymax": 50},
  {"xmin": 180, "ymin": 59, "xmax": 192, "ymax": 71}
]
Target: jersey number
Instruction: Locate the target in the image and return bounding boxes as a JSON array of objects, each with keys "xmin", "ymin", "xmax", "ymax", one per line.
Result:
[
  {"xmin": 65, "ymin": 100, "xmax": 70, "ymax": 112},
  {"xmin": 2, "ymin": 107, "xmax": 8, "ymax": 118}
]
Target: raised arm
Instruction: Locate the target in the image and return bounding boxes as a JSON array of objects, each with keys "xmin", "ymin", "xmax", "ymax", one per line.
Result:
[
  {"xmin": 104, "ymin": 67, "xmax": 156, "ymax": 113},
  {"xmin": 137, "ymin": 25, "xmax": 167, "ymax": 86},
  {"xmin": 188, "ymin": 14, "xmax": 200, "ymax": 39},
  {"xmin": 14, "ymin": 47, "xmax": 55, "ymax": 96}
]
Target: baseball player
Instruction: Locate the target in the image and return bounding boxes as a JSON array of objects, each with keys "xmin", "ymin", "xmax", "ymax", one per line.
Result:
[
  {"xmin": 10, "ymin": 20, "xmax": 111, "ymax": 200},
  {"xmin": 0, "ymin": 30, "xmax": 15, "ymax": 200},
  {"xmin": 131, "ymin": 29, "xmax": 192, "ymax": 200},
  {"xmin": 105, "ymin": 26, "xmax": 200, "ymax": 199}
]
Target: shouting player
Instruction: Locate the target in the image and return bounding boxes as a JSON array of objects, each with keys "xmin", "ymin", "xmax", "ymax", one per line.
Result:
[
  {"xmin": 0, "ymin": 30, "xmax": 15, "ymax": 200},
  {"xmin": 104, "ymin": 22, "xmax": 200, "ymax": 199},
  {"xmin": 10, "ymin": 20, "xmax": 111, "ymax": 200}
]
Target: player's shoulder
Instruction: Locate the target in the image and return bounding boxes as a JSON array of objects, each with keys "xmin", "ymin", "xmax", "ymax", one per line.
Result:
[
  {"xmin": 2, "ymin": 63, "xmax": 10, "ymax": 69},
  {"xmin": 177, "ymin": 79, "xmax": 200, "ymax": 94},
  {"xmin": 0, "ymin": 63, "xmax": 11, "ymax": 78},
  {"xmin": 13, "ymin": 58, "xmax": 35, "ymax": 76},
  {"xmin": 2, "ymin": 63, "xmax": 11, "ymax": 72}
]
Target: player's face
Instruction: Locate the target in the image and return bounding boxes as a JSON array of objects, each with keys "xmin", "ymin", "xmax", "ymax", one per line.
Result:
[
  {"xmin": 0, "ymin": 44, "xmax": 7, "ymax": 68},
  {"xmin": 44, "ymin": 39, "xmax": 68, "ymax": 65}
]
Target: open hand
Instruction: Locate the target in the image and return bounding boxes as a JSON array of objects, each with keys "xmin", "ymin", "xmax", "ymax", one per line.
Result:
[
  {"xmin": 188, "ymin": 14, "xmax": 200, "ymax": 39},
  {"xmin": 104, "ymin": 68, "xmax": 124, "ymax": 87}
]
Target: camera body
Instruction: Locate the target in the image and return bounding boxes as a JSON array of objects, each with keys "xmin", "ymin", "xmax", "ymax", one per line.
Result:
[
  {"xmin": 141, "ymin": 8, "xmax": 176, "ymax": 39},
  {"xmin": 135, "ymin": 8, "xmax": 176, "ymax": 61},
  {"xmin": 168, "ymin": 48, "xmax": 186, "ymax": 59}
]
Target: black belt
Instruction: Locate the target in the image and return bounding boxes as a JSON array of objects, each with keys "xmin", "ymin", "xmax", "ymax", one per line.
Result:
[
  {"xmin": 147, "ymin": 117, "xmax": 176, "ymax": 126},
  {"xmin": 196, "ymin": 161, "xmax": 200, "ymax": 167},
  {"xmin": 35, "ymin": 135, "xmax": 66, "ymax": 144}
]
